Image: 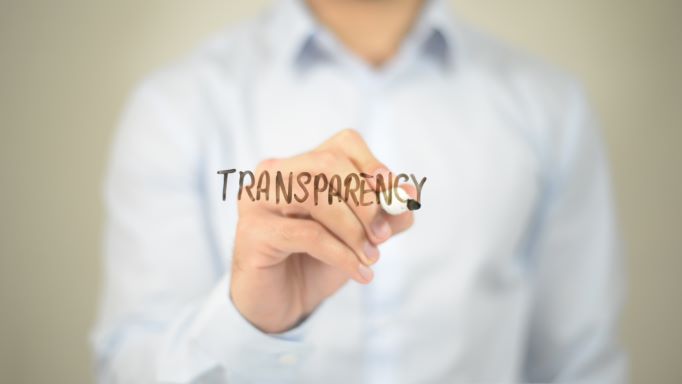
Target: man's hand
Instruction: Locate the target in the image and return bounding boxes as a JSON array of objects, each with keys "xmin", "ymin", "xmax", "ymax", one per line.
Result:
[{"xmin": 230, "ymin": 129, "xmax": 415, "ymax": 333}]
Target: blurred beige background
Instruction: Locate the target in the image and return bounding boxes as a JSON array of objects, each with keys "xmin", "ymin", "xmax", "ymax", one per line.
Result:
[{"xmin": 1, "ymin": 1, "xmax": 680, "ymax": 382}]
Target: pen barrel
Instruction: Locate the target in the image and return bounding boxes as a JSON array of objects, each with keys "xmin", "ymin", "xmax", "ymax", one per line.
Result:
[{"xmin": 380, "ymin": 187, "xmax": 410, "ymax": 215}]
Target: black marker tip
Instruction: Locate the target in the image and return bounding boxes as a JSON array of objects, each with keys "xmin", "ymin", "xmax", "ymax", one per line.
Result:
[{"xmin": 406, "ymin": 199, "xmax": 421, "ymax": 211}]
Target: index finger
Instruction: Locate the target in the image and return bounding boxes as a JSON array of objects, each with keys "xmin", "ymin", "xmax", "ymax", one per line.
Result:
[{"xmin": 317, "ymin": 129, "xmax": 389, "ymax": 188}]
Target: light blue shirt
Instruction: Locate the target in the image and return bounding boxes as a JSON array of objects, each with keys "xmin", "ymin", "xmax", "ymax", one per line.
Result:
[{"xmin": 92, "ymin": 0, "xmax": 626, "ymax": 382}]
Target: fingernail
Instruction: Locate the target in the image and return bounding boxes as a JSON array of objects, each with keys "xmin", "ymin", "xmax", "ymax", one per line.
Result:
[
  {"xmin": 358, "ymin": 264, "xmax": 374, "ymax": 283},
  {"xmin": 371, "ymin": 217, "xmax": 392, "ymax": 241},
  {"xmin": 363, "ymin": 242, "xmax": 380, "ymax": 264}
]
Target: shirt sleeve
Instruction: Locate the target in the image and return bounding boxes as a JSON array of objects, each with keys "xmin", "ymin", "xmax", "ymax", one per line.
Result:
[
  {"xmin": 91, "ymin": 74, "xmax": 309, "ymax": 383},
  {"xmin": 522, "ymin": 82, "xmax": 627, "ymax": 382}
]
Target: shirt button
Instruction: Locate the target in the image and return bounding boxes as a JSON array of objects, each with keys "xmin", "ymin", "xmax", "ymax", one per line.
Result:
[{"xmin": 278, "ymin": 353, "xmax": 298, "ymax": 366}]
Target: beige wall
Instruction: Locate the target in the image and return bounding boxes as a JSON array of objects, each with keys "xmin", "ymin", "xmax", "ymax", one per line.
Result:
[{"xmin": 1, "ymin": 1, "xmax": 680, "ymax": 382}]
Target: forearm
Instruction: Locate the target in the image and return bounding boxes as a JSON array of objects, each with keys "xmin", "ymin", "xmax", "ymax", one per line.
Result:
[{"xmin": 93, "ymin": 275, "xmax": 309, "ymax": 384}]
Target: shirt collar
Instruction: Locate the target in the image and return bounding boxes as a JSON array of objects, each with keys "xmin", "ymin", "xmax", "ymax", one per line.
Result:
[{"xmin": 265, "ymin": 0, "xmax": 457, "ymax": 71}]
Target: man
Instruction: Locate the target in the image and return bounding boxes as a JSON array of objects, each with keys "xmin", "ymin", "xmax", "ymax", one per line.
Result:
[{"xmin": 92, "ymin": 0, "xmax": 626, "ymax": 382}]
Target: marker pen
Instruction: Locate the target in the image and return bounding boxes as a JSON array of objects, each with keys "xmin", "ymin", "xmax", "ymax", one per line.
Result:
[{"xmin": 380, "ymin": 186, "xmax": 421, "ymax": 215}]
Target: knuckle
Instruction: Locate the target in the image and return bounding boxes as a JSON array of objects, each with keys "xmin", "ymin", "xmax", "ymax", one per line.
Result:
[
  {"xmin": 312, "ymin": 150, "xmax": 340, "ymax": 169},
  {"xmin": 280, "ymin": 221, "xmax": 322, "ymax": 243},
  {"xmin": 347, "ymin": 222, "xmax": 367, "ymax": 248},
  {"xmin": 359, "ymin": 203, "xmax": 381, "ymax": 222},
  {"xmin": 339, "ymin": 212, "xmax": 365, "ymax": 237},
  {"xmin": 321, "ymin": 233, "xmax": 357, "ymax": 265},
  {"xmin": 338, "ymin": 128, "xmax": 362, "ymax": 144},
  {"xmin": 256, "ymin": 158, "xmax": 279, "ymax": 173},
  {"xmin": 339, "ymin": 248, "xmax": 359, "ymax": 271},
  {"xmin": 276, "ymin": 221, "xmax": 295, "ymax": 241},
  {"xmin": 289, "ymin": 193, "xmax": 314, "ymax": 212},
  {"xmin": 300, "ymin": 222, "xmax": 324, "ymax": 242}
]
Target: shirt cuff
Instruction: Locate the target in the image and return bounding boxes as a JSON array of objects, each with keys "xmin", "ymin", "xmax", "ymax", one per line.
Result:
[{"xmin": 187, "ymin": 274, "xmax": 311, "ymax": 382}]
